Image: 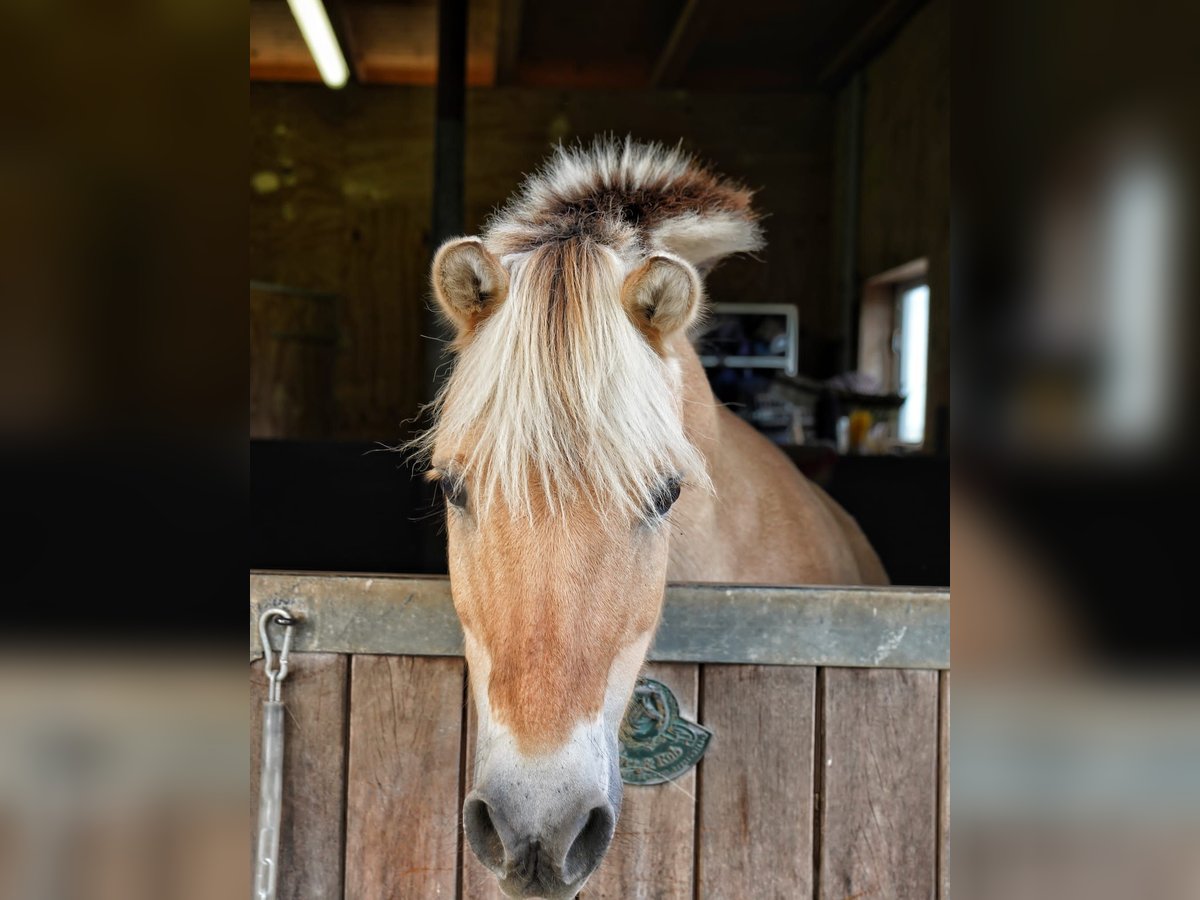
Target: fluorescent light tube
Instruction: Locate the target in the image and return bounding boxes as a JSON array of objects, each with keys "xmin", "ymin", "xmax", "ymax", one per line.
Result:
[{"xmin": 285, "ymin": 0, "xmax": 349, "ymax": 89}]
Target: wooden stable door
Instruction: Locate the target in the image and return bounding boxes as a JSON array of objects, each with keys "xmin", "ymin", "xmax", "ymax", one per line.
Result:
[{"xmin": 252, "ymin": 655, "xmax": 947, "ymax": 899}]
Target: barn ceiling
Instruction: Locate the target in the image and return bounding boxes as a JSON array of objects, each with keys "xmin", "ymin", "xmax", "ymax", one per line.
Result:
[{"xmin": 249, "ymin": 0, "xmax": 927, "ymax": 91}]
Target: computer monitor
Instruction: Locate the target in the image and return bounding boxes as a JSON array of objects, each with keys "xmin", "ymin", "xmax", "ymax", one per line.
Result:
[{"xmin": 696, "ymin": 303, "xmax": 799, "ymax": 377}]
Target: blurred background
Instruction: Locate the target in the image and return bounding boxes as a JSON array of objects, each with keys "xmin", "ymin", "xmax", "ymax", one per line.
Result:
[
  {"xmin": 953, "ymin": 1, "xmax": 1200, "ymax": 897},
  {"xmin": 0, "ymin": 0, "xmax": 1197, "ymax": 896},
  {"xmin": 248, "ymin": 0, "xmax": 951, "ymax": 585}
]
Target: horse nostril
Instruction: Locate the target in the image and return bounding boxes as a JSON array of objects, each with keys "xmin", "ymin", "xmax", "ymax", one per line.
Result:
[
  {"xmin": 563, "ymin": 804, "xmax": 615, "ymax": 883},
  {"xmin": 463, "ymin": 797, "xmax": 505, "ymax": 871}
]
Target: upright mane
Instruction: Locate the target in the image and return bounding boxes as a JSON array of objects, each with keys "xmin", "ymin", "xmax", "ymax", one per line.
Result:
[
  {"xmin": 420, "ymin": 138, "xmax": 765, "ymax": 521},
  {"xmin": 486, "ymin": 137, "xmax": 764, "ymax": 270}
]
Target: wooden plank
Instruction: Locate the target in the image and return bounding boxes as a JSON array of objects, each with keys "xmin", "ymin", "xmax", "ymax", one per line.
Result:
[
  {"xmin": 345, "ymin": 655, "xmax": 464, "ymax": 899},
  {"xmin": 250, "ymin": 573, "xmax": 950, "ymax": 669},
  {"xmin": 653, "ymin": 585, "xmax": 948, "ymax": 669},
  {"xmin": 250, "ymin": 82, "xmax": 436, "ymax": 440},
  {"xmin": 938, "ymin": 671, "xmax": 950, "ymax": 900},
  {"xmin": 649, "ymin": 0, "xmax": 717, "ymax": 87},
  {"xmin": 339, "ymin": 89, "xmax": 434, "ymax": 437},
  {"xmin": 586, "ymin": 663, "xmax": 699, "ymax": 899},
  {"xmin": 250, "ymin": 283, "xmax": 339, "ymax": 439},
  {"xmin": 819, "ymin": 668, "xmax": 938, "ymax": 900},
  {"xmin": 249, "ymin": 83, "xmax": 348, "ymax": 286},
  {"xmin": 339, "ymin": 202, "xmax": 426, "ymax": 445},
  {"xmin": 696, "ymin": 665, "xmax": 816, "ymax": 898},
  {"xmin": 250, "ymin": 653, "xmax": 348, "ymax": 900}
]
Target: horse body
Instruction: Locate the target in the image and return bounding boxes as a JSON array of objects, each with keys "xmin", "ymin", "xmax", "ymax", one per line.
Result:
[
  {"xmin": 667, "ymin": 329, "xmax": 888, "ymax": 586},
  {"xmin": 422, "ymin": 138, "xmax": 885, "ymax": 899}
]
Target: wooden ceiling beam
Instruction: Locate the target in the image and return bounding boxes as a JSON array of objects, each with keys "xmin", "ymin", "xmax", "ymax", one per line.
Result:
[
  {"xmin": 818, "ymin": 0, "xmax": 926, "ymax": 89},
  {"xmin": 249, "ymin": 1, "xmax": 319, "ymax": 82},
  {"xmin": 649, "ymin": 0, "xmax": 716, "ymax": 88},
  {"xmin": 329, "ymin": 0, "xmax": 369, "ymax": 85}
]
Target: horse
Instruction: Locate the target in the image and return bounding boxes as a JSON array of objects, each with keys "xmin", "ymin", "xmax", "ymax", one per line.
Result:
[{"xmin": 419, "ymin": 138, "xmax": 887, "ymax": 899}]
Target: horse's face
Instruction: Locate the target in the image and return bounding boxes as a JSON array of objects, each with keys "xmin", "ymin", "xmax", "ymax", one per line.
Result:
[
  {"xmin": 427, "ymin": 237, "xmax": 703, "ymax": 899},
  {"xmin": 446, "ymin": 479, "xmax": 671, "ymax": 898}
]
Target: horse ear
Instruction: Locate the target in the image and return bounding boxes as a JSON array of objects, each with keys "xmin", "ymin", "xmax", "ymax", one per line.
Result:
[
  {"xmin": 431, "ymin": 237, "xmax": 509, "ymax": 334},
  {"xmin": 622, "ymin": 253, "xmax": 703, "ymax": 342}
]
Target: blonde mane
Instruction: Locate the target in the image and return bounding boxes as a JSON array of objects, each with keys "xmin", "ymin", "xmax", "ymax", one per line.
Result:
[{"xmin": 417, "ymin": 139, "xmax": 765, "ymax": 521}]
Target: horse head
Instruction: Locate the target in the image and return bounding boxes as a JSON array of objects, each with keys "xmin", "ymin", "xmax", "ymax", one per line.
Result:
[{"xmin": 418, "ymin": 139, "xmax": 761, "ymax": 898}]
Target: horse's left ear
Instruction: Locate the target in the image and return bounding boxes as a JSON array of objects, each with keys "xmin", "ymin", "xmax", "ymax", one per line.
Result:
[
  {"xmin": 622, "ymin": 253, "xmax": 702, "ymax": 343},
  {"xmin": 431, "ymin": 237, "xmax": 509, "ymax": 335}
]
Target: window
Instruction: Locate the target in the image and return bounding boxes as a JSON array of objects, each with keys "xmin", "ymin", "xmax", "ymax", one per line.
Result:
[
  {"xmin": 895, "ymin": 280, "xmax": 930, "ymax": 445},
  {"xmin": 857, "ymin": 258, "xmax": 930, "ymax": 449}
]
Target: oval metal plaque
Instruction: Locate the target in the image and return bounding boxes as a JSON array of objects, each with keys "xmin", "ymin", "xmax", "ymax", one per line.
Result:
[{"xmin": 619, "ymin": 677, "xmax": 711, "ymax": 785}]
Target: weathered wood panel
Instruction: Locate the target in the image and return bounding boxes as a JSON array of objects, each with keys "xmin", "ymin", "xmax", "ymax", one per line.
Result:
[
  {"xmin": 696, "ymin": 665, "xmax": 816, "ymax": 899},
  {"xmin": 250, "ymin": 86, "xmax": 348, "ymax": 295},
  {"xmin": 247, "ymin": 582, "xmax": 947, "ymax": 900},
  {"xmin": 250, "ymin": 283, "xmax": 339, "ymax": 439},
  {"xmin": 938, "ymin": 670, "xmax": 950, "ymax": 900},
  {"xmin": 250, "ymin": 84, "xmax": 434, "ymax": 441},
  {"xmin": 345, "ymin": 655, "xmax": 464, "ymax": 900},
  {"xmin": 250, "ymin": 573, "xmax": 950, "ymax": 670},
  {"xmin": 338, "ymin": 202, "xmax": 427, "ymax": 440},
  {"xmin": 250, "ymin": 653, "xmax": 348, "ymax": 900},
  {"xmin": 819, "ymin": 668, "xmax": 938, "ymax": 900},
  {"xmin": 586, "ymin": 663, "xmax": 700, "ymax": 899}
]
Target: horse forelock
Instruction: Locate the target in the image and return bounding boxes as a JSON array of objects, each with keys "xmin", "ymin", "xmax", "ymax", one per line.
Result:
[{"xmin": 423, "ymin": 237, "xmax": 709, "ymax": 522}]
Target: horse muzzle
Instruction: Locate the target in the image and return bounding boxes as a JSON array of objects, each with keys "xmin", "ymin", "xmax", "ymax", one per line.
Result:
[
  {"xmin": 464, "ymin": 789, "xmax": 615, "ymax": 898},
  {"xmin": 463, "ymin": 726, "xmax": 622, "ymax": 899}
]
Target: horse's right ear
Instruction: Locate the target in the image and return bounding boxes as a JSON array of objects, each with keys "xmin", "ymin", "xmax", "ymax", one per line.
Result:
[{"xmin": 431, "ymin": 237, "xmax": 509, "ymax": 335}]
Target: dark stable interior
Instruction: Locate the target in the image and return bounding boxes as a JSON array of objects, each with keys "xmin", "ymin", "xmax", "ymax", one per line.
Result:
[{"xmin": 251, "ymin": 439, "xmax": 950, "ymax": 587}]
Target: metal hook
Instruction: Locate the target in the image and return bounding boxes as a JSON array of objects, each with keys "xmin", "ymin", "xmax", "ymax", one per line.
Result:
[{"xmin": 259, "ymin": 607, "xmax": 300, "ymax": 702}]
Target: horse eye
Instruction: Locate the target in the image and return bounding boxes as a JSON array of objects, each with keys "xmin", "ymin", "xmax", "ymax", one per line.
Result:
[
  {"xmin": 443, "ymin": 477, "xmax": 468, "ymax": 510},
  {"xmin": 651, "ymin": 477, "xmax": 682, "ymax": 518}
]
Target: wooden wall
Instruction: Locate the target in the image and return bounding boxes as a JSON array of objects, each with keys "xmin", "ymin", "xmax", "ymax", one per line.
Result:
[
  {"xmin": 838, "ymin": 0, "xmax": 951, "ymax": 448},
  {"xmin": 250, "ymin": 85, "xmax": 834, "ymax": 441},
  {"xmin": 250, "ymin": 86, "xmax": 435, "ymax": 441},
  {"xmin": 252, "ymin": 654, "xmax": 948, "ymax": 899}
]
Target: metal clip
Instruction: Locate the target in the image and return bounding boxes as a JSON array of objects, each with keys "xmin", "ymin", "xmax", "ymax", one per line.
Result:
[{"xmin": 259, "ymin": 608, "xmax": 299, "ymax": 702}]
